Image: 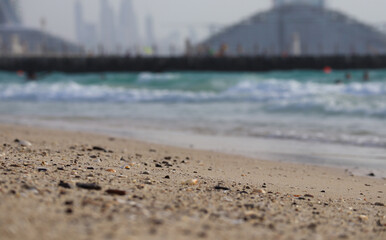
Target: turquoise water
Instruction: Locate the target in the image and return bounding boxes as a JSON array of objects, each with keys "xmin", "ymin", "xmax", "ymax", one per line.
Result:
[{"xmin": 0, "ymin": 70, "xmax": 386, "ymax": 172}]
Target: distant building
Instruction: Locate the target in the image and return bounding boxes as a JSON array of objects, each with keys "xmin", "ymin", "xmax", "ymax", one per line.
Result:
[
  {"xmin": 99, "ymin": 0, "xmax": 117, "ymax": 54},
  {"xmin": 0, "ymin": 0, "xmax": 81, "ymax": 55},
  {"xmin": 118, "ymin": 0, "xmax": 139, "ymax": 54},
  {"xmin": 145, "ymin": 15, "xmax": 155, "ymax": 48},
  {"xmin": 202, "ymin": 0, "xmax": 386, "ymax": 56},
  {"xmin": 74, "ymin": 0, "xmax": 97, "ymax": 54},
  {"xmin": 74, "ymin": 0, "xmax": 84, "ymax": 45},
  {"xmin": 273, "ymin": 0, "xmax": 325, "ymax": 8},
  {"xmin": 0, "ymin": 0, "xmax": 21, "ymax": 25}
]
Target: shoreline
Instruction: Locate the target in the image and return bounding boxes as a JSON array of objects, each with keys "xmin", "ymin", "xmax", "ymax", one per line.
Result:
[
  {"xmin": 0, "ymin": 123, "xmax": 385, "ymax": 239},
  {"xmin": 1, "ymin": 115, "xmax": 386, "ymax": 178}
]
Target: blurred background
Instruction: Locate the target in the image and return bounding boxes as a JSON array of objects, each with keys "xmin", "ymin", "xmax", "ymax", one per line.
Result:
[
  {"xmin": 1, "ymin": 0, "xmax": 386, "ymax": 176},
  {"xmin": 1, "ymin": 0, "xmax": 386, "ymax": 56}
]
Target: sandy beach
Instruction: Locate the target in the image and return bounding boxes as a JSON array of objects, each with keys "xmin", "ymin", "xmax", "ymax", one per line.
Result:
[{"xmin": 0, "ymin": 123, "xmax": 384, "ymax": 240}]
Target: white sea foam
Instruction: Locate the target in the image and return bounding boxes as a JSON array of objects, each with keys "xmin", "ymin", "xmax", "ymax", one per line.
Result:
[{"xmin": 0, "ymin": 79, "xmax": 386, "ymax": 116}]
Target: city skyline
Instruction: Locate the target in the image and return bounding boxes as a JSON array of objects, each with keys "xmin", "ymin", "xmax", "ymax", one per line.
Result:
[{"xmin": 20, "ymin": 0, "xmax": 386, "ymax": 45}]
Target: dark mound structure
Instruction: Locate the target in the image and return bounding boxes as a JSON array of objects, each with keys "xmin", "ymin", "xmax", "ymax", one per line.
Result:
[
  {"xmin": 202, "ymin": 2, "xmax": 386, "ymax": 56},
  {"xmin": 0, "ymin": 0, "xmax": 82, "ymax": 55}
]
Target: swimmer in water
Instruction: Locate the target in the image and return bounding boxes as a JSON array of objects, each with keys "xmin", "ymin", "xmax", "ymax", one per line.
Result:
[
  {"xmin": 334, "ymin": 79, "xmax": 343, "ymax": 85},
  {"xmin": 345, "ymin": 72, "xmax": 352, "ymax": 81},
  {"xmin": 363, "ymin": 71, "xmax": 370, "ymax": 82}
]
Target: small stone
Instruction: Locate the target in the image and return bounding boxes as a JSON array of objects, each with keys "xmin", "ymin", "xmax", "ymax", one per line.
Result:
[
  {"xmin": 358, "ymin": 215, "xmax": 368, "ymax": 221},
  {"xmin": 124, "ymin": 166, "xmax": 131, "ymax": 169},
  {"xmin": 155, "ymin": 164, "xmax": 162, "ymax": 168},
  {"xmin": 58, "ymin": 181, "xmax": 72, "ymax": 189},
  {"xmin": 142, "ymin": 171, "xmax": 150, "ymax": 175},
  {"xmin": 214, "ymin": 186, "xmax": 230, "ymax": 191},
  {"xmin": 76, "ymin": 182, "xmax": 101, "ymax": 190},
  {"xmin": 37, "ymin": 168, "xmax": 48, "ymax": 172},
  {"xmin": 65, "ymin": 208, "xmax": 73, "ymax": 214},
  {"xmin": 307, "ymin": 223, "xmax": 317, "ymax": 231},
  {"xmin": 305, "ymin": 194, "xmax": 314, "ymax": 198},
  {"xmin": 243, "ymin": 210, "xmax": 260, "ymax": 220},
  {"xmin": 17, "ymin": 140, "xmax": 32, "ymax": 147},
  {"xmin": 164, "ymin": 175, "xmax": 170, "ymax": 179},
  {"xmin": 255, "ymin": 189, "xmax": 266, "ymax": 194},
  {"xmin": 106, "ymin": 169, "xmax": 116, "ymax": 173},
  {"xmin": 182, "ymin": 179, "xmax": 198, "ymax": 186},
  {"xmin": 87, "ymin": 167, "xmax": 94, "ymax": 170},
  {"xmin": 105, "ymin": 189, "xmax": 126, "ymax": 196},
  {"xmin": 367, "ymin": 173, "xmax": 375, "ymax": 177},
  {"xmin": 374, "ymin": 202, "xmax": 384, "ymax": 206},
  {"xmin": 92, "ymin": 146, "xmax": 107, "ymax": 152},
  {"xmin": 338, "ymin": 234, "xmax": 349, "ymax": 239}
]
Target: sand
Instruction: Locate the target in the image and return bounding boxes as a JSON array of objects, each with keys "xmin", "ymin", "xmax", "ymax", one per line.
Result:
[{"xmin": 0, "ymin": 123, "xmax": 384, "ymax": 240}]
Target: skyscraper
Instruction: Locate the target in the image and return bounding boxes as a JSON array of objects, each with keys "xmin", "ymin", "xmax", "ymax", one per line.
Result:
[
  {"xmin": 0, "ymin": 0, "xmax": 21, "ymax": 25},
  {"xmin": 145, "ymin": 15, "xmax": 155, "ymax": 47},
  {"xmin": 118, "ymin": 0, "xmax": 139, "ymax": 53},
  {"xmin": 99, "ymin": 0, "xmax": 116, "ymax": 54},
  {"xmin": 74, "ymin": 0, "xmax": 85, "ymax": 45}
]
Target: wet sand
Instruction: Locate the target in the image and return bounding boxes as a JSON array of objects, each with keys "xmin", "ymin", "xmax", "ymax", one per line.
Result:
[{"xmin": 0, "ymin": 123, "xmax": 385, "ymax": 239}]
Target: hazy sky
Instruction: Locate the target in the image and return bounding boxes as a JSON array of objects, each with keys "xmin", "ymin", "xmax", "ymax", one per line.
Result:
[{"xmin": 20, "ymin": 0, "xmax": 386, "ymax": 43}]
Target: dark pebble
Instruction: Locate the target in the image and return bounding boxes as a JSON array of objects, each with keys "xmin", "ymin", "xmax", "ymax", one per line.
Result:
[
  {"xmin": 164, "ymin": 175, "xmax": 170, "ymax": 179},
  {"xmin": 65, "ymin": 208, "xmax": 73, "ymax": 214},
  {"xmin": 308, "ymin": 223, "xmax": 317, "ymax": 230},
  {"xmin": 92, "ymin": 146, "xmax": 107, "ymax": 152},
  {"xmin": 37, "ymin": 168, "xmax": 48, "ymax": 172},
  {"xmin": 150, "ymin": 219, "xmax": 164, "ymax": 225},
  {"xmin": 244, "ymin": 204, "xmax": 254, "ymax": 209},
  {"xmin": 57, "ymin": 167, "xmax": 64, "ymax": 171},
  {"xmin": 338, "ymin": 234, "xmax": 349, "ymax": 239},
  {"xmin": 76, "ymin": 182, "xmax": 101, "ymax": 190},
  {"xmin": 14, "ymin": 139, "xmax": 20, "ymax": 143},
  {"xmin": 142, "ymin": 171, "xmax": 150, "ymax": 175},
  {"xmin": 304, "ymin": 194, "xmax": 314, "ymax": 198},
  {"xmin": 374, "ymin": 202, "xmax": 384, "ymax": 206},
  {"xmin": 197, "ymin": 232, "xmax": 207, "ymax": 238},
  {"xmin": 367, "ymin": 173, "xmax": 375, "ymax": 177},
  {"xmin": 89, "ymin": 155, "xmax": 97, "ymax": 159},
  {"xmin": 64, "ymin": 200, "xmax": 73, "ymax": 205},
  {"xmin": 214, "ymin": 186, "xmax": 230, "ymax": 191},
  {"xmin": 105, "ymin": 189, "xmax": 126, "ymax": 196},
  {"xmin": 321, "ymin": 190, "xmax": 326, "ymax": 193},
  {"xmin": 155, "ymin": 164, "xmax": 162, "ymax": 168},
  {"xmin": 59, "ymin": 181, "xmax": 72, "ymax": 189},
  {"xmin": 87, "ymin": 167, "xmax": 95, "ymax": 170},
  {"xmin": 164, "ymin": 156, "xmax": 172, "ymax": 160}
]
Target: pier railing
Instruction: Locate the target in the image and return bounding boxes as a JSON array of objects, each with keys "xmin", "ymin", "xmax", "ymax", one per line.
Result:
[{"xmin": 0, "ymin": 55, "xmax": 386, "ymax": 73}]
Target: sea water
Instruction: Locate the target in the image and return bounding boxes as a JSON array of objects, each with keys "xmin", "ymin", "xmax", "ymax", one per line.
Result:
[{"xmin": 0, "ymin": 70, "xmax": 385, "ymax": 176}]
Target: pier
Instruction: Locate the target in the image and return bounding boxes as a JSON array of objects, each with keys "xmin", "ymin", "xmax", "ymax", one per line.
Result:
[{"xmin": 0, "ymin": 55, "xmax": 386, "ymax": 73}]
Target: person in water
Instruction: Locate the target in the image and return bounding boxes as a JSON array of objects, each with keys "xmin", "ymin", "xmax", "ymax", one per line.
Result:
[
  {"xmin": 334, "ymin": 79, "xmax": 343, "ymax": 85},
  {"xmin": 363, "ymin": 71, "xmax": 370, "ymax": 81},
  {"xmin": 345, "ymin": 72, "xmax": 352, "ymax": 81}
]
